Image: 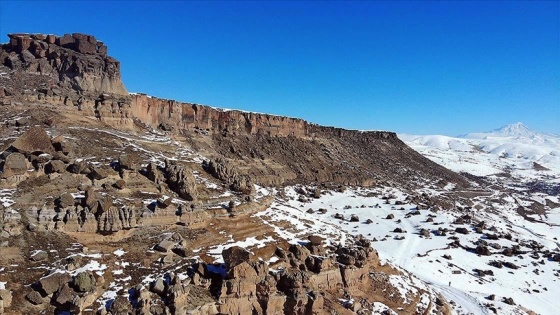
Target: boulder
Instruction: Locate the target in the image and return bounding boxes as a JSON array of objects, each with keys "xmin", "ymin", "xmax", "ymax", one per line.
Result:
[
  {"xmin": 90, "ymin": 166, "xmax": 109, "ymax": 180},
  {"xmin": 53, "ymin": 283, "xmax": 76, "ymax": 306},
  {"xmin": 164, "ymin": 160, "xmax": 198, "ymax": 201},
  {"xmin": 9, "ymin": 126, "xmax": 55, "ymax": 155},
  {"xmin": 25, "ymin": 290, "xmax": 44, "ymax": 305},
  {"xmin": 455, "ymin": 227, "xmax": 469, "ymax": 235},
  {"xmin": 110, "ymin": 295, "xmax": 133, "ymax": 314},
  {"xmin": 204, "ymin": 158, "xmax": 254, "ymax": 194},
  {"xmin": 1, "ymin": 152, "xmax": 28, "ymax": 178},
  {"xmin": 38, "ymin": 272, "xmax": 71, "ymax": 295},
  {"xmin": 150, "ymin": 278, "xmax": 166, "ymax": 295},
  {"xmin": 30, "ymin": 250, "xmax": 48, "ymax": 261},
  {"xmin": 67, "ymin": 160, "xmax": 90, "ymax": 174},
  {"xmin": 476, "ymin": 245, "xmax": 491, "ymax": 256},
  {"xmin": 114, "ymin": 179, "xmax": 126, "ymax": 189},
  {"xmin": 72, "ymin": 271, "xmax": 96, "ymax": 292},
  {"xmin": 223, "ymin": 246, "xmax": 251, "ymax": 267},
  {"xmin": 45, "ymin": 160, "xmax": 66, "ymax": 173},
  {"xmin": 308, "ymin": 235, "xmax": 324, "ymax": 246},
  {"xmin": 57, "ymin": 193, "xmax": 75, "ymax": 208},
  {"xmin": 118, "ymin": 154, "xmax": 141, "ymax": 171},
  {"xmin": 154, "ymin": 240, "xmax": 175, "ymax": 253}
]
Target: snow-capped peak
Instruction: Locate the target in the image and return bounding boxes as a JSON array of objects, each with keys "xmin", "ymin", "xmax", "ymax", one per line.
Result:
[
  {"xmin": 461, "ymin": 122, "xmax": 540, "ymax": 139},
  {"xmin": 490, "ymin": 122, "xmax": 535, "ymax": 137}
]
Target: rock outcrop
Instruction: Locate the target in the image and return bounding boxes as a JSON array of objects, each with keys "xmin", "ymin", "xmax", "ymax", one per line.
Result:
[{"xmin": 0, "ymin": 33, "xmax": 127, "ymax": 98}]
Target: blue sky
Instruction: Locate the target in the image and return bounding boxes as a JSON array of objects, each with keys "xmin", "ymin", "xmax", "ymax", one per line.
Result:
[{"xmin": 1, "ymin": 1, "xmax": 558, "ymax": 135}]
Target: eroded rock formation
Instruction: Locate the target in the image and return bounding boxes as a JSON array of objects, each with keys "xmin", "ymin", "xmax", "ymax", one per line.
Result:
[{"xmin": 0, "ymin": 33, "xmax": 127, "ymax": 98}]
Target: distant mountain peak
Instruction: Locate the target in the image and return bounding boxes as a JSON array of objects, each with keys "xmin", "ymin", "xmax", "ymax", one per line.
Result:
[
  {"xmin": 458, "ymin": 122, "xmax": 543, "ymax": 139},
  {"xmin": 491, "ymin": 122, "xmax": 535, "ymax": 137}
]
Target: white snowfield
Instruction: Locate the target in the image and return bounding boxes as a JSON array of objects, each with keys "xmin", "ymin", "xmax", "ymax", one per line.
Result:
[
  {"xmin": 255, "ymin": 186, "xmax": 560, "ymax": 315},
  {"xmin": 399, "ymin": 122, "xmax": 560, "ymax": 179}
]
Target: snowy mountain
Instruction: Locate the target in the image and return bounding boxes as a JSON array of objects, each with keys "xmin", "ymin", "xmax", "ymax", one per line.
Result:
[
  {"xmin": 463, "ymin": 122, "xmax": 541, "ymax": 139},
  {"xmin": 399, "ymin": 123, "xmax": 560, "ymax": 180}
]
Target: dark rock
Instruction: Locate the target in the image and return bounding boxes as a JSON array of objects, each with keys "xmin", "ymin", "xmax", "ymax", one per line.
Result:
[
  {"xmin": 503, "ymin": 297, "xmax": 515, "ymax": 305},
  {"xmin": 222, "ymin": 246, "xmax": 251, "ymax": 267},
  {"xmin": 476, "ymin": 245, "xmax": 491, "ymax": 256},
  {"xmin": 503, "ymin": 261, "xmax": 519, "ymax": 269},
  {"xmin": 349, "ymin": 214, "xmax": 360, "ymax": 222},
  {"xmin": 312, "ymin": 188, "xmax": 321, "ymax": 198},
  {"xmin": 386, "ymin": 213, "xmax": 395, "ymax": 219},
  {"xmin": 455, "ymin": 227, "xmax": 469, "ymax": 235}
]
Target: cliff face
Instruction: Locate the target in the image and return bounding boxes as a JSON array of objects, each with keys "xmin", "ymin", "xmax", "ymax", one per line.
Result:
[
  {"xmin": 130, "ymin": 94, "xmax": 398, "ymax": 140},
  {"xmin": 128, "ymin": 93, "xmax": 466, "ymax": 190},
  {"xmin": 0, "ymin": 33, "xmax": 128, "ymax": 99}
]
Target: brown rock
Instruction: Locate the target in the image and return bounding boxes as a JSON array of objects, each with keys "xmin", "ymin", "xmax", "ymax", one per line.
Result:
[
  {"xmin": 75, "ymin": 39, "xmax": 97, "ymax": 54},
  {"xmin": 9, "ymin": 126, "xmax": 56, "ymax": 155},
  {"xmin": 57, "ymin": 193, "xmax": 75, "ymax": 208},
  {"xmin": 114, "ymin": 179, "xmax": 126, "ymax": 189},
  {"xmin": 53, "ymin": 283, "xmax": 75, "ymax": 306},
  {"xmin": 56, "ymin": 34, "xmax": 74, "ymax": 47},
  {"xmin": 119, "ymin": 154, "xmax": 141, "ymax": 170},
  {"xmin": 25, "ymin": 290, "xmax": 44, "ymax": 305},
  {"xmin": 308, "ymin": 235, "xmax": 324, "ymax": 246},
  {"xmin": 110, "ymin": 295, "xmax": 132, "ymax": 314},
  {"xmin": 1, "ymin": 152, "xmax": 28, "ymax": 178},
  {"xmin": 223, "ymin": 246, "xmax": 251, "ymax": 267},
  {"xmin": 38, "ymin": 272, "xmax": 71, "ymax": 295},
  {"xmin": 45, "ymin": 160, "xmax": 66, "ymax": 174},
  {"xmin": 90, "ymin": 166, "xmax": 109, "ymax": 180}
]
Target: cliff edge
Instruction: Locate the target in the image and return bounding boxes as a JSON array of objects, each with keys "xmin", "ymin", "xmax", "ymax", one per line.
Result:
[{"xmin": 0, "ymin": 33, "xmax": 128, "ymax": 101}]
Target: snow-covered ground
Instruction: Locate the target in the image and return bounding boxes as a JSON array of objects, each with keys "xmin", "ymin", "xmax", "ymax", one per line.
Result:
[
  {"xmin": 254, "ymin": 186, "xmax": 560, "ymax": 315},
  {"xmin": 399, "ymin": 122, "xmax": 560, "ymax": 181}
]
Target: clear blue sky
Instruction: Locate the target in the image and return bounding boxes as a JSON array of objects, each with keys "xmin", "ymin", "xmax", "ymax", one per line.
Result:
[{"xmin": 1, "ymin": 1, "xmax": 559, "ymax": 135}]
